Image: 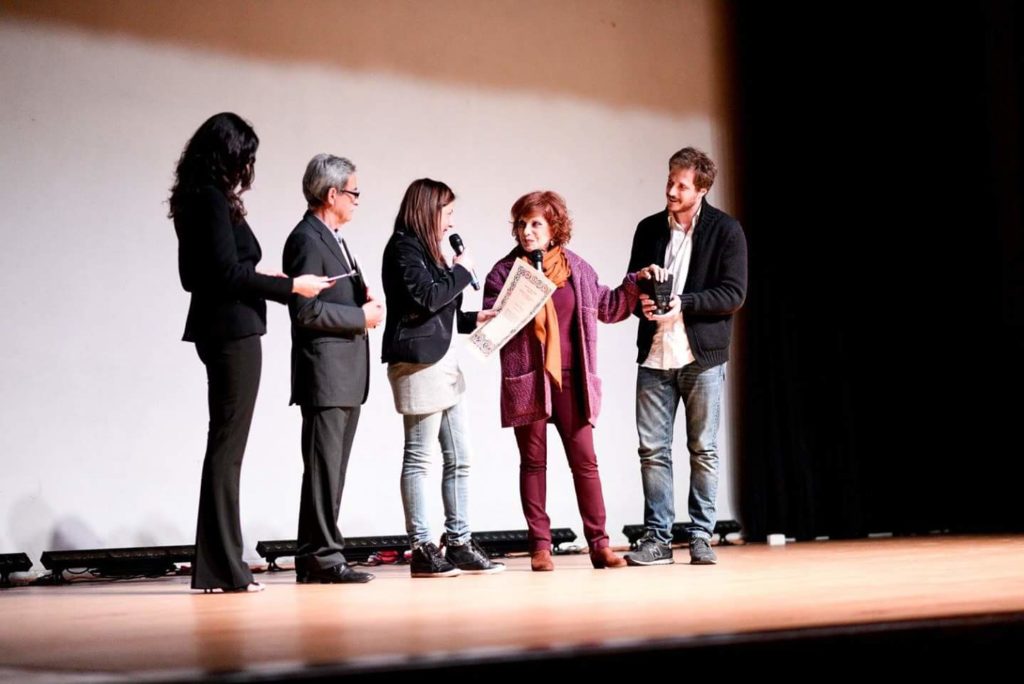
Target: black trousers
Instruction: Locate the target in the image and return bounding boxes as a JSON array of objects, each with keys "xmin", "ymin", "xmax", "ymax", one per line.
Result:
[
  {"xmin": 295, "ymin": 405, "xmax": 360, "ymax": 572},
  {"xmin": 191, "ymin": 335, "xmax": 261, "ymax": 590}
]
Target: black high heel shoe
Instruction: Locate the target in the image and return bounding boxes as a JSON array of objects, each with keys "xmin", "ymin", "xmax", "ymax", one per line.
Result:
[{"xmin": 199, "ymin": 581, "xmax": 265, "ymax": 594}]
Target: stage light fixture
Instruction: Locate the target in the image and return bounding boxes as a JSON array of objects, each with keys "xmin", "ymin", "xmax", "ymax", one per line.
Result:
[
  {"xmin": 39, "ymin": 545, "xmax": 194, "ymax": 583},
  {"xmin": 0, "ymin": 553, "xmax": 32, "ymax": 587},
  {"xmin": 256, "ymin": 528, "xmax": 580, "ymax": 567},
  {"xmin": 622, "ymin": 520, "xmax": 742, "ymax": 546},
  {"xmin": 256, "ymin": 536, "xmax": 410, "ymax": 568}
]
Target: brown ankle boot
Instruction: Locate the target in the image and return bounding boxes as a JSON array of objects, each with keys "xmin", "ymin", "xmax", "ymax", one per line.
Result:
[
  {"xmin": 531, "ymin": 549, "xmax": 554, "ymax": 571},
  {"xmin": 590, "ymin": 546, "xmax": 627, "ymax": 569}
]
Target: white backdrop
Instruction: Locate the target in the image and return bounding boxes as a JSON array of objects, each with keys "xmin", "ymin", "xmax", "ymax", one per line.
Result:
[{"xmin": 0, "ymin": 1, "xmax": 739, "ymax": 564}]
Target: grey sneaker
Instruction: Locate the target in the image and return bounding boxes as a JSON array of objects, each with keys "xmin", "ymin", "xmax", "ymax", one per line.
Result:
[
  {"xmin": 689, "ymin": 537, "xmax": 718, "ymax": 565},
  {"xmin": 442, "ymin": 536, "xmax": 506, "ymax": 574},
  {"xmin": 624, "ymin": 538, "xmax": 674, "ymax": 566}
]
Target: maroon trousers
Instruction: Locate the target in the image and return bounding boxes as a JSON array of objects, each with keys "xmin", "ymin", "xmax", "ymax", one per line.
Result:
[{"xmin": 513, "ymin": 370, "xmax": 610, "ymax": 551}]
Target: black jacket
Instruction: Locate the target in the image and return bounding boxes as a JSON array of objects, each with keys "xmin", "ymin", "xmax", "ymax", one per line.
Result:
[
  {"xmin": 380, "ymin": 229, "xmax": 478, "ymax": 365},
  {"xmin": 282, "ymin": 212, "xmax": 369, "ymax": 407},
  {"xmin": 174, "ymin": 185, "xmax": 292, "ymax": 342},
  {"xmin": 627, "ymin": 200, "xmax": 747, "ymax": 367}
]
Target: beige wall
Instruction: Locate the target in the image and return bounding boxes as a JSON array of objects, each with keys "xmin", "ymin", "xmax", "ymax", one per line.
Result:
[{"xmin": 0, "ymin": 1, "xmax": 737, "ymax": 562}]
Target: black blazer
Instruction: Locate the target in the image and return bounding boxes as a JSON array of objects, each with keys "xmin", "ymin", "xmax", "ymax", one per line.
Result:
[
  {"xmin": 282, "ymin": 212, "xmax": 369, "ymax": 408},
  {"xmin": 626, "ymin": 199, "xmax": 747, "ymax": 367},
  {"xmin": 380, "ymin": 229, "xmax": 477, "ymax": 365},
  {"xmin": 174, "ymin": 185, "xmax": 292, "ymax": 342}
]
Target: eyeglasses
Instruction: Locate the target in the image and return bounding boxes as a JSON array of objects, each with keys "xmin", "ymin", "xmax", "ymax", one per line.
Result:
[{"xmin": 339, "ymin": 188, "xmax": 361, "ymax": 200}]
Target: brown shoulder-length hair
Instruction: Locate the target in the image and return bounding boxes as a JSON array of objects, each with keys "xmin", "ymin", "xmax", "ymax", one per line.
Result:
[
  {"xmin": 394, "ymin": 178, "xmax": 456, "ymax": 266},
  {"xmin": 510, "ymin": 191, "xmax": 573, "ymax": 247}
]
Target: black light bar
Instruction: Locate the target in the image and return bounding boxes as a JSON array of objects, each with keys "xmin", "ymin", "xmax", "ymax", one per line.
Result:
[
  {"xmin": 622, "ymin": 520, "xmax": 742, "ymax": 546},
  {"xmin": 257, "ymin": 528, "xmax": 580, "ymax": 566},
  {"xmin": 0, "ymin": 552, "xmax": 32, "ymax": 587},
  {"xmin": 39, "ymin": 545, "xmax": 194, "ymax": 582}
]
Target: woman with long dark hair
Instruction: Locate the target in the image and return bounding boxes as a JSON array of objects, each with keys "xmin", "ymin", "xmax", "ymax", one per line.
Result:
[
  {"xmin": 169, "ymin": 112, "xmax": 331, "ymax": 592},
  {"xmin": 381, "ymin": 178, "xmax": 504, "ymax": 578},
  {"xmin": 483, "ymin": 191, "xmax": 660, "ymax": 571}
]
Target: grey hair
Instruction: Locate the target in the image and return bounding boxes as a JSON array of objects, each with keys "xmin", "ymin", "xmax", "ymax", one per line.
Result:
[{"xmin": 302, "ymin": 153, "xmax": 356, "ymax": 208}]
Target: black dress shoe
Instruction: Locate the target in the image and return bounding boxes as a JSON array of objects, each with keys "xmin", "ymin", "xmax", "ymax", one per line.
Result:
[{"xmin": 296, "ymin": 564, "xmax": 375, "ymax": 584}]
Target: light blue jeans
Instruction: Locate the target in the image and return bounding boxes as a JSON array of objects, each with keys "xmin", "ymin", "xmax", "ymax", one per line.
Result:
[
  {"xmin": 400, "ymin": 399, "xmax": 472, "ymax": 547},
  {"xmin": 636, "ymin": 362, "xmax": 726, "ymax": 544}
]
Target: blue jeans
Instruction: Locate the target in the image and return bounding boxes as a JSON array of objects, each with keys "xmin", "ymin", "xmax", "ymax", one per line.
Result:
[
  {"xmin": 636, "ymin": 363, "xmax": 726, "ymax": 544},
  {"xmin": 400, "ymin": 399, "xmax": 472, "ymax": 547}
]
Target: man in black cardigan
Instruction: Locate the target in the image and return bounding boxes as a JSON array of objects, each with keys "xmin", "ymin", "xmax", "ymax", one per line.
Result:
[
  {"xmin": 623, "ymin": 148, "xmax": 747, "ymax": 567},
  {"xmin": 283, "ymin": 154, "xmax": 385, "ymax": 584}
]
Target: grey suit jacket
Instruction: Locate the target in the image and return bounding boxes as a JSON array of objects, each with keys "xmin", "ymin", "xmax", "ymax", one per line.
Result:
[{"xmin": 282, "ymin": 212, "xmax": 369, "ymax": 407}]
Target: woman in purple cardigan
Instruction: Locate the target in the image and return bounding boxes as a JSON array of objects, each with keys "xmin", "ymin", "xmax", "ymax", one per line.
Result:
[{"xmin": 483, "ymin": 191, "xmax": 660, "ymax": 571}]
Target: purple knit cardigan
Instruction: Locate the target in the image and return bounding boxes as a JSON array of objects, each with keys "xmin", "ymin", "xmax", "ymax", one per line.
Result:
[{"xmin": 483, "ymin": 248, "xmax": 639, "ymax": 428}]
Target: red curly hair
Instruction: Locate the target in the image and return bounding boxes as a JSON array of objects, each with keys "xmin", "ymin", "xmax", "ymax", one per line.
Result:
[{"xmin": 510, "ymin": 190, "xmax": 573, "ymax": 247}]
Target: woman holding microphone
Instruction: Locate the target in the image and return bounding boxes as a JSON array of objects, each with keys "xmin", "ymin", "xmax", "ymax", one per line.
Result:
[
  {"xmin": 484, "ymin": 190, "xmax": 661, "ymax": 571},
  {"xmin": 381, "ymin": 178, "xmax": 504, "ymax": 578}
]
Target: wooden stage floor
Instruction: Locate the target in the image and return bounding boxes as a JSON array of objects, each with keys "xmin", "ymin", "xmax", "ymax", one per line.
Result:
[{"xmin": 2, "ymin": 535, "xmax": 1023, "ymax": 681}]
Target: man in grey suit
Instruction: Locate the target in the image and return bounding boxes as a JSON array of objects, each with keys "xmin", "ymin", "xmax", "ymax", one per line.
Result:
[{"xmin": 283, "ymin": 154, "xmax": 385, "ymax": 584}]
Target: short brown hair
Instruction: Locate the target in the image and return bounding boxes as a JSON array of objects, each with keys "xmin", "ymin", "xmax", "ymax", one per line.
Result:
[
  {"xmin": 510, "ymin": 190, "xmax": 573, "ymax": 247},
  {"xmin": 668, "ymin": 147, "xmax": 717, "ymax": 191}
]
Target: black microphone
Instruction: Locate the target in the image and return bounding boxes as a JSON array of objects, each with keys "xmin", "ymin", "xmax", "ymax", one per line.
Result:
[
  {"xmin": 530, "ymin": 250, "xmax": 544, "ymax": 272},
  {"xmin": 448, "ymin": 233, "xmax": 480, "ymax": 291}
]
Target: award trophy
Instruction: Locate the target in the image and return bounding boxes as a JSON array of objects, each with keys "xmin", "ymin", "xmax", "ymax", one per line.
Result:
[{"xmin": 640, "ymin": 273, "xmax": 675, "ymax": 315}]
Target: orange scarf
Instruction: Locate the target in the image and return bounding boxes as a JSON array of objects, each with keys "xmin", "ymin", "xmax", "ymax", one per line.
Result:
[{"xmin": 522, "ymin": 247, "xmax": 572, "ymax": 390}]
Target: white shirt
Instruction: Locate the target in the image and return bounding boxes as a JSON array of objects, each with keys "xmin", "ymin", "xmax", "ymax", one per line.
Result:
[{"xmin": 641, "ymin": 209, "xmax": 699, "ymax": 370}]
